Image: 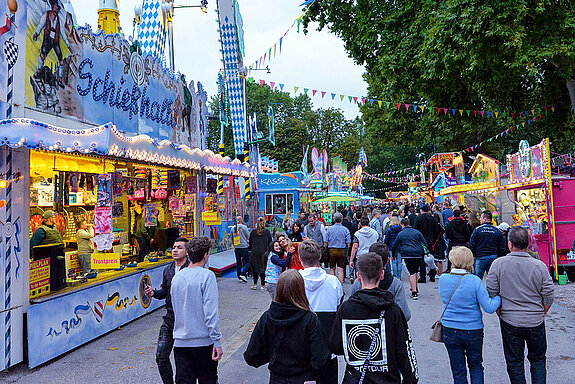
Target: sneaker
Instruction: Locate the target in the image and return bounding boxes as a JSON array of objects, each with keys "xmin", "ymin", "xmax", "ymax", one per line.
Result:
[
  {"xmin": 261, "ymin": 286, "xmax": 266, "ymax": 291},
  {"xmin": 251, "ymin": 284, "xmax": 257, "ymax": 290},
  {"xmin": 429, "ymin": 270, "xmax": 436, "ymax": 282},
  {"xmin": 239, "ymin": 275, "xmax": 247, "ymax": 283},
  {"xmin": 411, "ymin": 291, "xmax": 419, "ymax": 300}
]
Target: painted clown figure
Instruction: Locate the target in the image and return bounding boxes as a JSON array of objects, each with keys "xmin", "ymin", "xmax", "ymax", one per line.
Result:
[{"xmin": 32, "ymin": 0, "xmax": 69, "ymax": 83}]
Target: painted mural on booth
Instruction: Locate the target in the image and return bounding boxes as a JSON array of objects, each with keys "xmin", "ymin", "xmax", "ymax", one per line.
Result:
[
  {"xmin": 24, "ymin": 0, "xmax": 208, "ymax": 149},
  {"xmin": 28, "ymin": 265, "xmax": 166, "ymax": 368}
]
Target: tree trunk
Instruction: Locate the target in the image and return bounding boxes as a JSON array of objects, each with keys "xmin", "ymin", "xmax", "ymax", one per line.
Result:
[{"xmin": 565, "ymin": 79, "xmax": 575, "ymax": 116}]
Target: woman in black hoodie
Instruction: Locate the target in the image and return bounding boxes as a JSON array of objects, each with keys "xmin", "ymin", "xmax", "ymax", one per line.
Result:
[{"xmin": 244, "ymin": 269, "xmax": 330, "ymax": 383}]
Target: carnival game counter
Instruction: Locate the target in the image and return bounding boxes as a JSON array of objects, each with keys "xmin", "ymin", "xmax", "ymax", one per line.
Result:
[{"xmin": 27, "ymin": 260, "xmax": 172, "ymax": 368}]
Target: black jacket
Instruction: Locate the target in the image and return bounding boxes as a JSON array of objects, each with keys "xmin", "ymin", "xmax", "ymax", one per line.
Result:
[
  {"xmin": 153, "ymin": 259, "xmax": 190, "ymax": 325},
  {"xmin": 468, "ymin": 223, "xmax": 506, "ymax": 258},
  {"xmin": 413, "ymin": 213, "xmax": 440, "ymax": 249},
  {"xmin": 391, "ymin": 227, "xmax": 426, "ymax": 259},
  {"xmin": 445, "ymin": 217, "xmax": 471, "ymax": 246},
  {"xmin": 330, "ymin": 288, "xmax": 419, "ymax": 384},
  {"xmin": 244, "ymin": 302, "xmax": 330, "ymax": 383}
]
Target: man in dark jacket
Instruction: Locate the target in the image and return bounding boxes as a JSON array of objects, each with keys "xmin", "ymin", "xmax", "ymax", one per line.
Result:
[
  {"xmin": 444, "ymin": 209, "xmax": 472, "ymax": 272},
  {"xmin": 468, "ymin": 210, "xmax": 506, "ymax": 279},
  {"xmin": 392, "ymin": 218, "xmax": 427, "ymax": 300},
  {"xmin": 331, "ymin": 252, "xmax": 419, "ymax": 384},
  {"xmin": 445, "ymin": 209, "xmax": 472, "ymax": 249},
  {"xmin": 414, "ymin": 205, "xmax": 440, "ymax": 283},
  {"xmin": 145, "ymin": 237, "xmax": 190, "ymax": 384}
]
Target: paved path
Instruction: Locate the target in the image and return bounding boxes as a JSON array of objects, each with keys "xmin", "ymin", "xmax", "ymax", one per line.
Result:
[{"xmin": 2, "ymin": 274, "xmax": 575, "ymax": 383}]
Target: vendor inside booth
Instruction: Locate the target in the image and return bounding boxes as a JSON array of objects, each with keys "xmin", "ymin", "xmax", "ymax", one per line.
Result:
[{"xmin": 29, "ymin": 149, "xmax": 199, "ymax": 298}]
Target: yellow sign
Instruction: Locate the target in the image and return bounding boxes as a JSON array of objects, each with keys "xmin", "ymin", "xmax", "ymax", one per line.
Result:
[
  {"xmin": 233, "ymin": 234, "xmax": 240, "ymax": 246},
  {"xmin": 91, "ymin": 253, "xmax": 121, "ymax": 269},
  {"xmin": 205, "ymin": 218, "xmax": 222, "ymax": 226},
  {"xmin": 30, "ymin": 258, "xmax": 51, "ymax": 298},
  {"xmin": 201, "ymin": 211, "xmax": 218, "ymax": 220}
]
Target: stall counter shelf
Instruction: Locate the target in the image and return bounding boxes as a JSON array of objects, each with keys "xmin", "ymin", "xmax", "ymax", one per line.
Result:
[
  {"xmin": 30, "ymin": 258, "xmax": 174, "ymax": 303},
  {"xmin": 27, "ymin": 258, "xmax": 173, "ymax": 368}
]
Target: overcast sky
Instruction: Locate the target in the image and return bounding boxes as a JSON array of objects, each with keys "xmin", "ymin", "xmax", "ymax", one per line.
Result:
[{"xmin": 73, "ymin": 0, "xmax": 367, "ymax": 118}]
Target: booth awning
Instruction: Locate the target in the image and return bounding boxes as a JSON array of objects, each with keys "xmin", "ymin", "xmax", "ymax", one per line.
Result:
[
  {"xmin": 0, "ymin": 119, "xmax": 255, "ymax": 177},
  {"xmin": 314, "ymin": 195, "xmax": 360, "ymax": 202},
  {"xmin": 439, "ymin": 180, "xmax": 498, "ymax": 196}
]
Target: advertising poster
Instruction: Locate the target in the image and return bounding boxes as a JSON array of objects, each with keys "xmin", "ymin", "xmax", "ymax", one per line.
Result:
[
  {"xmin": 28, "ymin": 265, "xmax": 167, "ymax": 368},
  {"xmin": 94, "ymin": 206, "xmax": 112, "ymax": 234}
]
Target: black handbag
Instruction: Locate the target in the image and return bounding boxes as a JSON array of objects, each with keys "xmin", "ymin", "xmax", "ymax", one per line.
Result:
[{"xmin": 342, "ymin": 309, "xmax": 386, "ymax": 384}]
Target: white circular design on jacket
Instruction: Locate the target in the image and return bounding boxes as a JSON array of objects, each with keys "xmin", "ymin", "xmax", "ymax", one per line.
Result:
[{"xmin": 347, "ymin": 324, "xmax": 382, "ymax": 360}]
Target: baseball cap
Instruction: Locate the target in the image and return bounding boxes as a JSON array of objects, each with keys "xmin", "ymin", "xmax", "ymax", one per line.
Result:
[{"xmin": 42, "ymin": 210, "xmax": 57, "ymax": 220}]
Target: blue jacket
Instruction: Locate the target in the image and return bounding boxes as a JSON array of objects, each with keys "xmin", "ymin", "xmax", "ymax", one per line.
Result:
[
  {"xmin": 391, "ymin": 226, "xmax": 426, "ymax": 259},
  {"xmin": 384, "ymin": 224, "xmax": 402, "ymax": 250},
  {"xmin": 439, "ymin": 271, "xmax": 501, "ymax": 330},
  {"xmin": 265, "ymin": 252, "xmax": 292, "ymax": 284},
  {"xmin": 468, "ymin": 223, "xmax": 506, "ymax": 258}
]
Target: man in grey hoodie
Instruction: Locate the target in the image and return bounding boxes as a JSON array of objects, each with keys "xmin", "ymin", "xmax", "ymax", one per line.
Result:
[
  {"xmin": 351, "ymin": 242, "xmax": 411, "ymax": 321},
  {"xmin": 171, "ymin": 237, "xmax": 222, "ymax": 383},
  {"xmin": 350, "ymin": 217, "xmax": 380, "ymax": 282},
  {"xmin": 299, "ymin": 239, "xmax": 344, "ymax": 384}
]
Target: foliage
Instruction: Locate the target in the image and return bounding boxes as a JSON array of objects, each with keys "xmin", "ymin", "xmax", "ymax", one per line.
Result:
[
  {"xmin": 207, "ymin": 81, "xmax": 364, "ymax": 172},
  {"xmin": 302, "ymin": 0, "xmax": 575, "ymax": 194}
]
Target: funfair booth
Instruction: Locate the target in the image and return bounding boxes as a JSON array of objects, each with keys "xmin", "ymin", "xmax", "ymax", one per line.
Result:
[{"xmin": 0, "ymin": 0, "xmax": 254, "ymax": 370}]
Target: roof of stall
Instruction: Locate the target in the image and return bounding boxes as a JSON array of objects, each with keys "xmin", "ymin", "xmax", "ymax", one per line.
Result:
[{"xmin": 0, "ymin": 119, "xmax": 254, "ymax": 177}]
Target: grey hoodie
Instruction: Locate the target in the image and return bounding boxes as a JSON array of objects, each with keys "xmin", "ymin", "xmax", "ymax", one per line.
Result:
[{"xmin": 353, "ymin": 226, "xmax": 380, "ymax": 257}]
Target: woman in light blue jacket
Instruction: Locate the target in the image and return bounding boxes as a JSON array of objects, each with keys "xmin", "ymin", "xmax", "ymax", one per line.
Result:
[
  {"xmin": 264, "ymin": 240, "xmax": 292, "ymax": 299},
  {"xmin": 438, "ymin": 246, "xmax": 501, "ymax": 384}
]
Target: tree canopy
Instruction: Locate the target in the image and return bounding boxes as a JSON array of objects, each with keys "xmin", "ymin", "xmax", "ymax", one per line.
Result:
[
  {"xmin": 303, "ymin": 0, "xmax": 575, "ymax": 187},
  {"xmin": 208, "ymin": 81, "xmax": 368, "ymax": 172}
]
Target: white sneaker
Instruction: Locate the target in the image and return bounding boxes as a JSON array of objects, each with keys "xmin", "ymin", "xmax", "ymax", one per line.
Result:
[
  {"xmin": 261, "ymin": 286, "xmax": 266, "ymax": 291},
  {"xmin": 239, "ymin": 275, "xmax": 247, "ymax": 283},
  {"xmin": 251, "ymin": 284, "xmax": 257, "ymax": 290}
]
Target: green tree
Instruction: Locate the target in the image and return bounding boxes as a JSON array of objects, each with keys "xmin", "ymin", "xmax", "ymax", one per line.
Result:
[
  {"xmin": 303, "ymin": 0, "xmax": 575, "ymax": 163},
  {"xmin": 208, "ymin": 81, "xmax": 362, "ymax": 173}
]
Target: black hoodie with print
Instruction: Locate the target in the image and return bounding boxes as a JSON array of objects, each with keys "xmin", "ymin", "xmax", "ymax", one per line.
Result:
[
  {"xmin": 244, "ymin": 301, "xmax": 330, "ymax": 383},
  {"xmin": 330, "ymin": 288, "xmax": 419, "ymax": 384}
]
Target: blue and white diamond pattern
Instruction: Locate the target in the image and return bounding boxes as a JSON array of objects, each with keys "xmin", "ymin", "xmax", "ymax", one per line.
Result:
[
  {"xmin": 221, "ymin": 18, "xmax": 246, "ymax": 156},
  {"xmin": 139, "ymin": 0, "xmax": 168, "ymax": 60}
]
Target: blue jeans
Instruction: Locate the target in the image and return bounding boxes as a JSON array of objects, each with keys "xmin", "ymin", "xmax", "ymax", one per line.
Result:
[
  {"xmin": 500, "ymin": 320, "xmax": 547, "ymax": 384},
  {"xmin": 392, "ymin": 254, "xmax": 402, "ymax": 279},
  {"xmin": 234, "ymin": 247, "xmax": 250, "ymax": 278},
  {"xmin": 473, "ymin": 255, "xmax": 497, "ymax": 279},
  {"xmin": 443, "ymin": 327, "xmax": 484, "ymax": 384}
]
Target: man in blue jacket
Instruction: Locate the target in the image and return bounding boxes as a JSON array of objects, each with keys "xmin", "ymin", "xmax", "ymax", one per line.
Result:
[
  {"xmin": 468, "ymin": 210, "xmax": 506, "ymax": 279},
  {"xmin": 392, "ymin": 218, "xmax": 427, "ymax": 300}
]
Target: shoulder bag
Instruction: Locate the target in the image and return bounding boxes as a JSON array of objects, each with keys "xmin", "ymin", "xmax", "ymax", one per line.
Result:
[
  {"xmin": 430, "ymin": 274, "xmax": 466, "ymax": 342},
  {"xmin": 343, "ymin": 309, "xmax": 385, "ymax": 384}
]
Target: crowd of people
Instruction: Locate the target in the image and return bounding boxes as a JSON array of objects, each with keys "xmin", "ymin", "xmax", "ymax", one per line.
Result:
[{"xmin": 142, "ymin": 201, "xmax": 555, "ymax": 384}]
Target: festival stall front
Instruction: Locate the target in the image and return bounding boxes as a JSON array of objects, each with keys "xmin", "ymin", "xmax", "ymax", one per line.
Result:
[
  {"xmin": 257, "ymin": 172, "xmax": 309, "ymax": 227},
  {"xmin": 439, "ymin": 153, "xmax": 501, "ymax": 214},
  {"xmin": 0, "ymin": 0, "xmax": 254, "ymax": 370},
  {"xmin": 503, "ymin": 139, "xmax": 575, "ymax": 277},
  {"xmin": 0, "ymin": 120, "xmax": 253, "ymax": 369}
]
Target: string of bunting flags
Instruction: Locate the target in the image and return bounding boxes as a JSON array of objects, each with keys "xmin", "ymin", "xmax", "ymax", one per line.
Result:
[
  {"xmin": 364, "ymin": 183, "xmax": 409, "ymax": 193},
  {"xmin": 246, "ymin": 5, "xmax": 313, "ymax": 72},
  {"xmin": 363, "ymin": 173, "xmax": 419, "ymax": 183},
  {"xmin": 247, "ymin": 78, "xmax": 556, "ymax": 121},
  {"xmin": 458, "ymin": 112, "xmax": 553, "ymax": 153}
]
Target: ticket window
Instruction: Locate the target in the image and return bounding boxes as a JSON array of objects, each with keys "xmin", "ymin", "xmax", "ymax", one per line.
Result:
[{"xmin": 265, "ymin": 193, "xmax": 294, "ymax": 215}]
